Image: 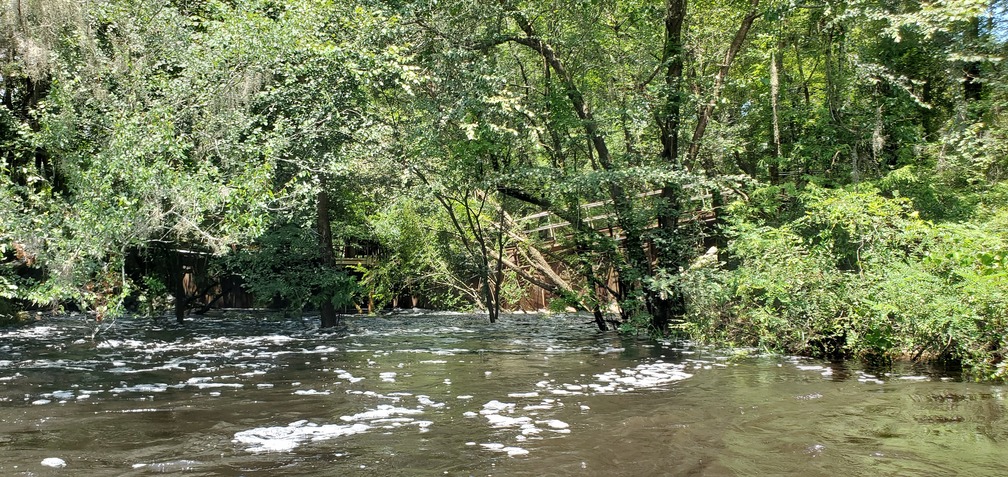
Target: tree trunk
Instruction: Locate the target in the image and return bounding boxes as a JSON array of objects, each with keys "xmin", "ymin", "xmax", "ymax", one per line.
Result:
[
  {"xmin": 317, "ymin": 176, "xmax": 340, "ymax": 328},
  {"xmin": 964, "ymin": 17, "xmax": 982, "ymax": 104},
  {"xmin": 650, "ymin": 0, "xmax": 689, "ymax": 333},
  {"xmin": 658, "ymin": 0, "xmax": 686, "ymax": 169},
  {"xmin": 173, "ymin": 250, "xmax": 186, "ymax": 324},
  {"xmin": 770, "ymin": 50, "xmax": 782, "ymax": 184},
  {"xmin": 489, "ymin": 193, "xmax": 508, "ymax": 323},
  {"xmin": 686, "ymin": 0, "xmax": 760, "ymax": 169},
  {"xmin": 592, "ymin": 305, "xmax": 607, "ymax": 332}
]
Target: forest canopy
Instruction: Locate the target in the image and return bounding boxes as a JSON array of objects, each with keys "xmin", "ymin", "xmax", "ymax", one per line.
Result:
[{"xmin": 2, "ymin": 0, "xmax": 1007, "ymax": 379}]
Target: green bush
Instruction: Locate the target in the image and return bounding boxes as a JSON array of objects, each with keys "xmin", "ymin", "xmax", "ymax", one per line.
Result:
[
  {"xmin": 687, "ymin": 174, "xmax": 1008, "ymax": 380},
  {"xmin": 222, "ymin": 223, "xmax": 359, "ymax": 313}
]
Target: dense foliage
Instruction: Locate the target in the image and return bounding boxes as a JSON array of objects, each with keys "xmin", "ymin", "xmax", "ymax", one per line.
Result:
[{"xmin": 2, "ymin": 0, "xmax": 1006, "ymax": 379}]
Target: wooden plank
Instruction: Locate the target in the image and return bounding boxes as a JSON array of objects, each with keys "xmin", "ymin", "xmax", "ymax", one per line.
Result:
[
  {"xmin": 333, "ymin": 257, "xmax": 377, "ymax": 267},
  {"xmin": 515, "ymin": 188, "xmax": 713, "ymax": 227}
]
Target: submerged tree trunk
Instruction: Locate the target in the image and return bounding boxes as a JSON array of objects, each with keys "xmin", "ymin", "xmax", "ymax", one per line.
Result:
[
  {"xmin": 174, "ymin": 271, "xmax": 186, "ymax": 324},
  {"xmin": 171, "ymin": 248, "xmax": 187, "ymax": 324},
  {"xmin": 317, "ymin": 176, "xmax": 341, "ymax": 328},
  {"xmin": 489, "ymin": 192, "xmax": 508, "ymax": 323},
  {"xmin": 651, "ymin": 0, "xmax": 689, "ymax": 333},
  {"xmin": 651, "ymin": 0, "xmax": 759, "ymax": 333}
]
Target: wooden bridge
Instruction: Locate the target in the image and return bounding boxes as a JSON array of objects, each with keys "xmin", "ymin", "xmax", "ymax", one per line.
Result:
[
  {"xmin": 179, "ymin": 186, "xmax": 725, "ymax": 314},
  {"xmin": 512, "ymin": 186, "xmax": 719, "ymax": 246},
  {"xmin": 499, "ymin": 186, "xmax": 726, "ymax": 311}
]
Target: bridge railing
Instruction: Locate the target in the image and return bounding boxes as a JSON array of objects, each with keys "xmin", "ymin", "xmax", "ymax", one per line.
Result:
[{"xmin": 513, "ymin": 187, "xmax": 717, "ymax": 242}]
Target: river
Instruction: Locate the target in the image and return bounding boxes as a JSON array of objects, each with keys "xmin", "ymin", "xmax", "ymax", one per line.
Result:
[{"xmin": 1, "ymin": 312, "xmax": 1005, "ymax": 476}]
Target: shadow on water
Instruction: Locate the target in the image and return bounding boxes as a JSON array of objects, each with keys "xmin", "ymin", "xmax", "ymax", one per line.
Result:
[{"xmin": 0, "ymin": 312, "xmax": 1005, "ymax": 476}]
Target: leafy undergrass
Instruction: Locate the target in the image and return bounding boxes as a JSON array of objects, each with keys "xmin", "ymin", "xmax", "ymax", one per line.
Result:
[{"xmin": 682, "ymin": 170, "xmax": 1008, "ymax": 381}]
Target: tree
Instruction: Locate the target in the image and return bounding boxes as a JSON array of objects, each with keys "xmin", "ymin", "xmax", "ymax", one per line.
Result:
[
  {"xmin": 0, "ymin": 0, "xmax": 394, "ymax": 325},
  {"xmin": 397, "ymin": 0, "xmax": 764, "ymax": 332},
  {"xmin": 0, "ymin": 0, "xmax": 281, "ymax": 320}
]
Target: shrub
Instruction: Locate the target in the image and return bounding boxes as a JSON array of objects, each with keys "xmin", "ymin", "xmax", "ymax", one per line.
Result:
[{"xmin": 691, "ymin": 174, "xmax": 1008, "ymax": 380}]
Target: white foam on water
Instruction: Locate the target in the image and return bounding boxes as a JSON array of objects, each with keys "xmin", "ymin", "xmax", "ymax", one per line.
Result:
[
  {"xmin": 417, "ymin": 395, "xmax": 444, "ymax": 408},
  {"xmin": 293, "ymin": 389, "xmax": 331, "ymax": 396},
  {"xmin": 188, "ymin": 382, "xmax": 243, "ymax": 390},
  {"xmin": 340, "ymin": 405, "xmax": 423, "ymax": 422},
  {"xmin": 41, "ymin": 457, "xmax": 66, "ymax": 468},
  {"xmin": 133, "ymin": 460, "xmax": 202, "ymax": 472},
  {"xmin": 3, "ymin": 326, "xmax": 58, "ymax": 339},
  {"xmin": 110, "ymin": 383, "xmax": 168, "ymax": 394},
  {"xmin": 537, "ymin": 419, "xmax": 569, "ymax": 429},
  {"xmin": 393, "ymin": 348, "xmax": 470, "ymax": 356},
  {"xmin": 432, "ymin": 349, "xmax": 468, "ymax": 356},
  {"xmin": 334, "ymin": 370, "xmax": 364, "ymax": 383},
  {"xmin": 233, "ymin": 420, "xmax": 371, "ymax": 453},
  {"xmin": 480, "ymin": 400, "xmax": 515, "ymax": 413},
  {"xmin": 97, "ymin": 339, "xmax": 149, "ymax": 350},
  {"xmin": 484, "ymin": 413, "xmax": 532, "ymax": 428},
  {"xmin": 50, "ymin": 390, "xmax": 74, "ymax": 400},
  {"xmin": 522, "ymin": 404, "xmax": 553, "ymax": 411},
  {"xmin": 235, "ymin": 400, "xmax": 435, "ymax": 453},
  {"xmin": 589, "ymin": 361, "xmax": 692, "ymax": 394},
  {"xmin": 379, "ymin": 372, "xmax": 397, "ymax": 383},
  {"xmin": 370, "ymin": 418, "xmax": 417, "ymax": 429},
  {"xmin": 480, "ymin": 443, "xmax": 529, "ymax": 457},
  {"xmin": 347, "ymin": 390, "xmax": 402, "ymax": 401}
]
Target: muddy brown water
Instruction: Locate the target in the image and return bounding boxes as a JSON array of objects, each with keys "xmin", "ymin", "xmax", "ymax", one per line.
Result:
[{"xmin": 1, "ymin": 313, "xmax": 1005, "ymax": 476}]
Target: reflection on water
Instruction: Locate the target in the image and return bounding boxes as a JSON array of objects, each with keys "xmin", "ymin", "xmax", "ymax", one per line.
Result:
[{"xmin": 0, "ymin": 313, "xmax": 1005, "ymax": 476}]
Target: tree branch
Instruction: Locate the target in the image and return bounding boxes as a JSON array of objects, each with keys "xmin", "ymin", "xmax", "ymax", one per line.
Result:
[{"xmin": 686, "ymin": 0, "xmax": 761, "ymax": 170}]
